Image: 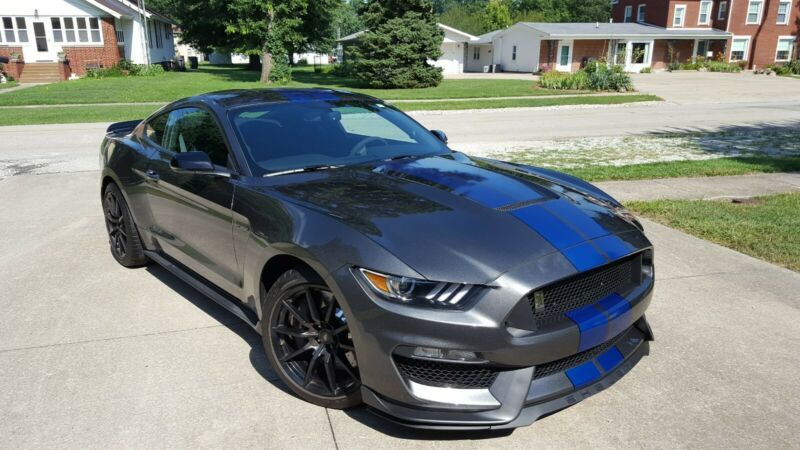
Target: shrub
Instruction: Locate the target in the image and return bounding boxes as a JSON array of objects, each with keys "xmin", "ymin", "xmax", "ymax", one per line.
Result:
[
  {"xmin": 640, "ymin": 67, "xmax": 652, "ymax": 74},
  {"xmin": 540, "ymin": 64, "xmax": 632, "ymax": 92},
  {"xmin": 129, "ymin": 63, "xmax": 165, "ymax": 76},
  {"xmin": 86, "ymin": 65, "xmax": 125, "ymax": 78},
  {"xmin": 296, "ymin": 58, "xmax": 309, "ymax": 66},
  {"xmin": 704, "ymin": 60, "xmax": 742, "ymax": 72}
]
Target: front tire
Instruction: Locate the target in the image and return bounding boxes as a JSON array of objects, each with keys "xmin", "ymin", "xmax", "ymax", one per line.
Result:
[
  {"xmin": 103, "ymin": 183, "xmax": 149, "ymax": 268},
  {"xmin": 261, "ymin": 268, "xmax": 361, "ymax": 409}
]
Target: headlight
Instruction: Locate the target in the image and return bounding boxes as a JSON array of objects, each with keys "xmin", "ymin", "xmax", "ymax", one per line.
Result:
[{"xmin": 355, "ymin": 268, "xmax": 475, "ymax": 309}]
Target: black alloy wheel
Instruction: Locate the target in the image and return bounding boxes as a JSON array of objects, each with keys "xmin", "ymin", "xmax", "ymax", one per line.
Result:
[
  {"xmin": 103, "ymin": 183, "xmax": 149, "ymax": 267},
  {"xmin": 262, "ymin": 269, "xmax": 361, "ymax": 409}
]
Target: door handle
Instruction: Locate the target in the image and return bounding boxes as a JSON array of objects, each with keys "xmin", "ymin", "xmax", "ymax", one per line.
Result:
[{"xmin": 144, "ymin": 168, "xmax": 160, "ymax": 181}]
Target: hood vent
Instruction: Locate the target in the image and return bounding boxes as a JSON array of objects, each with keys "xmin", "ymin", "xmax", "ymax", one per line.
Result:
[{"xmin": 495, "ymin": 198, "xmax": 550, "ymax": 212}]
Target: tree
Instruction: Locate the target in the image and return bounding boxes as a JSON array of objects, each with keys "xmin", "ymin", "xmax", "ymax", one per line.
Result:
[
  {"xmin": 439, "ymin": 4, "xmax": 485, "ymax": 35},
  {"xmin": 484, "ymin": 0, "xmax": 512, "ymax": 31},
  {"xmin": 353, "ymin": 0, "xmax": 444, "ymax": 88}
]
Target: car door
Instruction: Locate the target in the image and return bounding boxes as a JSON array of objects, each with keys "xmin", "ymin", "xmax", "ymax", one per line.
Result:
[{"xmin": 143, "ymin": 106, "xmax": 241, "ymax": 295}]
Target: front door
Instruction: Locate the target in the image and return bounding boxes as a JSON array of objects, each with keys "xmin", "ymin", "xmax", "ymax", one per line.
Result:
[
  {"xmin": 626, "ymin": 41, "xmax": 652, "ymax": 72},
  {"xmin": 556, "ymin": 41, "xmax": 573, "ymax": 72},
  {"xmin": 141, "ymin": 106, "xmax": 241, "ymax": 295},
  {"xmin": 33, "ymin": 22, "xmax": 48, "ymax": 53}
]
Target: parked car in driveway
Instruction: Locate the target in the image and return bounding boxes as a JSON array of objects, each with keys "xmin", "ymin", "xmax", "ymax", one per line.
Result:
[{"xmin": 99, "ymin": 88, "xmax": 655, "ymax": 430}]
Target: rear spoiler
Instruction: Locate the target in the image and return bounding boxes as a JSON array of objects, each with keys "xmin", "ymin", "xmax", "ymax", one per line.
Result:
[{"xmin": 106, "ymin": 119, "xmax": 142, "ymax": 137}]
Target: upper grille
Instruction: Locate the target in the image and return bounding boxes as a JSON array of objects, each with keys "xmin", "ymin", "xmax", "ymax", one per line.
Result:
[
  {"xmin": 533, "ymin": 329, "xmax": 628, "ymax": 380},
  {"xmin": 530, "ymin": 254, "xmax": 640, "ymax": 327},
  {"xmin": 394, "ymin": 356, "xmax": 499, "ymax": 389}
]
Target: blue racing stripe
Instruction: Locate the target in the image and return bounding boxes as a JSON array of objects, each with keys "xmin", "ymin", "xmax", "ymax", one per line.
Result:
[
  {"xmin": 561, "ymin": 242, "xmax": 608, "ymax": 272},
  {"xmin": 511, "ymin": 205, "xmax": 586, "ymax": 250},
  {"xmin": 543, "ymin": 199, "xmax": 609, "ymax": 240},
  {"xmin": 565, "ymin": 304, "xmax": 609, "ymax": 351},
  {"xmin": 597, "ymin": 347, "xmax": 624, "ymax": 373},
  {"xmin": 565, "ymin": 361, "xmax": 602, "ymax": 388},
  {"xmin": 596, "ymin": 293, "xmax": 633, "ymax": 339},
  {"xmin": 593, "ymin": 234, "xmax": 635, "ymax": 260}
]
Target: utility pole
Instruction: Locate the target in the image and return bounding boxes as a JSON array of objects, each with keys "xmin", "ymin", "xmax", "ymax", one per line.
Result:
[{"xmin": 137, "ymin": 0, "xmax": 151, "ymax": 65}]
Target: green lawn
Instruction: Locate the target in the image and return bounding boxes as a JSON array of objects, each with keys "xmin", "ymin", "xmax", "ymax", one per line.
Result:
[
  {"xmin": 0, "ymin": 81, "xmax": 19, "ymax": 89},
  {"xmin": 0, "ymin": 94, "xmax": 660, "ymax": 126},
  {"xmin": 555, "ymin": 156, "xmax": 800, "ymax": 181},
  {"xmin": 628, "ymin": 193, "xmax": 800, "ymax": 271},
  {"xmin": 0, "ymin": 65, "xmax": 578, "ymax": 106}
]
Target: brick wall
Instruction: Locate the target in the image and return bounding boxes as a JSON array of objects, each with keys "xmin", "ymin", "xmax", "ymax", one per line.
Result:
[
  {"xmin": 539, "ymin": 40, "xmax": 554, "ymax": 72},
  {"xmin": 570, "ymin": 40, "xmax": 610, "ymax": 71},
  {"xmin": 728, "ymin": 0, "xmax": 800, "ymax": 68},
  {"xmin": 612, "ymin": 0, "xmax": 671, "ymax": 25},
  {"xmin": 0, "ymin": 46, "xmax": 24, "ymax": 80},
  {"xmin": 62, "ymin": 17, "xmax": 122, "ymax": 76}
]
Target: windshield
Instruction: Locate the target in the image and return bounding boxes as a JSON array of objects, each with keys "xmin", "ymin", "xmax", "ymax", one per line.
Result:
[{"xmin": 229, "ymin": 99, "xmax": 449, "ymax": 174}]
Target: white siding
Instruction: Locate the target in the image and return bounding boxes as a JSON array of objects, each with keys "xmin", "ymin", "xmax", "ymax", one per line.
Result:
[
  {"xmin": 431, "ymin": 42, "xmax": 465, "ymax": 74},
  {"xmin": 494, "ymin": 24, "xmax": 540, "ymax": 73},
  {"xmin": 465, "ymin": 44, "xmax": 493, "ymax": 72}
]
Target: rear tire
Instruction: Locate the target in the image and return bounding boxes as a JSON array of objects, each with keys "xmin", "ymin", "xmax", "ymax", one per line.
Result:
[
  {"xmin": 103, "ymin": 183, "xmax": 149, "ymax": 268},
  {"xmin": 261, "ymin": 268, "xmax": 362, "ymax": 409}
]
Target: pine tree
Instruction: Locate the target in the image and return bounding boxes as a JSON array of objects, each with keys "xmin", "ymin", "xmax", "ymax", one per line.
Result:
[{"xmin": 353, "ymin": 0, "xmax": 444, "ymax": 88}]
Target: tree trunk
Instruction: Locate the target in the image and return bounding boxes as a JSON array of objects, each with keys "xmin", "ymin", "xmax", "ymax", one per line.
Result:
[
  {"xmin": 260, "ymin": 49, "xmax": 273, "ymax": 84},
  {"xmin": 248, "ymin": 54, "xmax": 262, "ymax": 71}
]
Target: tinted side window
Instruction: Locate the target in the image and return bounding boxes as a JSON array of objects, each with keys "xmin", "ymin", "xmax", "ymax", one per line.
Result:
[
  {"xmin": 163, "ymin": 108, "xmax": 229, "ymax": 167},
  {"xmin": 145, "ymin": 113, "xmax": 168, "ymax": 145}
]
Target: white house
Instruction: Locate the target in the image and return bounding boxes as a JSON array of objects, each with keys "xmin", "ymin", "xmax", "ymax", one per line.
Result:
[
  {"xmin": 0, "ymin": 0, "xmax": 175, "ymax": 82},
  {"xmin": 471, "ymin": 22, "xmax": 731, "ymax": 73},
  {"xmin": 337, "ymin": 23, "xmax": 478, "ymax": 75}
]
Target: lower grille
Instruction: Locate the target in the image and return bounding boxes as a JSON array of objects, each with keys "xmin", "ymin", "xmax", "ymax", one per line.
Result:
[
  {"xmin": 394, "ymin": 356, "xmax": 499, "ymax": 389},
  {"xmin": 533, "ymin": 329, "xmax": 628, "ymax": 380},
  {"xmin": 529, "ymin": 253, "xmax": 641, "ymax": 327}
]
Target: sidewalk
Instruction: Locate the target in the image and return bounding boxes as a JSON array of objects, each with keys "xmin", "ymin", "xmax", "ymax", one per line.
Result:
[{"xmin": 596, "ymin": 172, "xmax": 800, "ymax": 202}]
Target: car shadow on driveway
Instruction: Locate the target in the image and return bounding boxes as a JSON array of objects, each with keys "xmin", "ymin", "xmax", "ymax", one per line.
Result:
[{"xmin": 143, "ymin": 264, "xmax": 517, "ymax": 439}]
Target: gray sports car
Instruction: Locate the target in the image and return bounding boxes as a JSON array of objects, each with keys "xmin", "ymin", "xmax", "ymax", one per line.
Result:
[{"xmin": 100, "ymin": 89, "xmax": 654, "ymax": 430}]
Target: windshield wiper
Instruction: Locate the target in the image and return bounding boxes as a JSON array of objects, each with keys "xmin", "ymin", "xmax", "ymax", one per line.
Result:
[{"xmin": 264, "ymin": 164, "xmax": 343, "ymax": 177}]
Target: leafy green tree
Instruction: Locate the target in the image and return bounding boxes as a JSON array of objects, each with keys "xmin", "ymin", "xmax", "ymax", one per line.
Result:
[
  {"xmin": 484, "ymin": 0, "xmax": 512, "ymax": 31},
  {"xmin": 439, "ymin": 4, "xmax": 486, "ymax": 35},
  {"xmin": 353, "ymin": 0, "xmax": 444, "ymax": 88}
]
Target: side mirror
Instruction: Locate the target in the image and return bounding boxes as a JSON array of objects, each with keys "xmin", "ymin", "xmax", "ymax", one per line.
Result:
[
  {"xmin": 170, "ymin": 151, "xmax": 230, "ymax": 177},
  {"xmin": 431, "ymin": 129, "xmax": 448, "ymax": 144}
]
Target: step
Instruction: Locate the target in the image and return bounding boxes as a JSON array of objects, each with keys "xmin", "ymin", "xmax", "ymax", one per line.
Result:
[{"xmin": 19, "ymin": 77, "xmax": 62, "ymax": 83}]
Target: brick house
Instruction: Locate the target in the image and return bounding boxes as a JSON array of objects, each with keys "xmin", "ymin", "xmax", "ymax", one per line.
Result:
[
  {"xmin": 465, "ymin": 22, "xmax": 730, "ymax": 73},
  {"xmin": 0, "ymin": 0, "xmax": 175, "ymax": 83},
  {"xmin": 612, "ymin": 0, "xmax": 799, "ymax": 68}
]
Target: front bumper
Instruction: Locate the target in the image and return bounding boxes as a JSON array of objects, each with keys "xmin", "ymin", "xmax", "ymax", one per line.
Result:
[{"xmin": 326, "ymin": 248, "xmax": 654, "ymax": 430}]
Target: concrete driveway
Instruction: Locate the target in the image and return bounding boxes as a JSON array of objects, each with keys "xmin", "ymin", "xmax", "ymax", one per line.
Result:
[
  {"xmin": 1, "ymin": 166, "xmax": 799, "ymax": 447},
  {"xmin": 631, "ymin": 71, "xmax": 800, "ymax": 104}
]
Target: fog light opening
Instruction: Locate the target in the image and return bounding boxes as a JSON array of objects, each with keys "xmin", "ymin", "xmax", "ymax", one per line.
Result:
[{"xmin": 411, "ymin": 347, "xmax": 481, "ymax": 362}]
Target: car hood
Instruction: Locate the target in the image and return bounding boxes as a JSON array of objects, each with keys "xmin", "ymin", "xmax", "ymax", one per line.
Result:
[{"xmin": 270, "ymin": 153, "xmax": 648, "ymax": 284}]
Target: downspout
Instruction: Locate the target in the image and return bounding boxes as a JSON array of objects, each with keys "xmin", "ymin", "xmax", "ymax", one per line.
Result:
[{"xmin": 725, "ymin": 0, "xmax": 734, "ymax": 62}]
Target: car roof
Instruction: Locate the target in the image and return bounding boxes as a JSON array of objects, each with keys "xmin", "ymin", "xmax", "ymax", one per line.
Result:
[{"xmin": 186, "ymin": 88, "xmax": 380, "ymax": 110}]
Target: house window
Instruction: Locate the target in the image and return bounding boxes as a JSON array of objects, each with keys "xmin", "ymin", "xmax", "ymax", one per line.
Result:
[
  {"xmin": 776, "ymin": 37, "xmax": 795, "ymax": 61},
  {"xmin": 698, "ymin": 1, "xmax": 712, "ymax": 25},
  {"xmin": 777, "ymin": 1, "xmax": 791, "ymax": 25},
  {"xmin": 673, "ymin": 5, "xmax": 687, "ymax": 27},
  {"xmin": 719, "ymin": 1, "xmax": 728, "ymax": 20},
  {"xmin": 155, "ymin": 20, "xmax": 163, "ymax": 48},
  {"xmin": 637, "ymin": 4, "xmax": 646, "ymax": 23},
  {"xmin": 1, "ymin": 17, "xmax": 29, "ymax": 43},
  {"xmin": 16, "ymin": 17, "xmax": 28, "ymax": 42},
  {"xmin": 631, "ymin": 42, "xmax": 651, "ymax": 64},
  {"xmin": 730, "ymin": 37, "xmax": 750, "ymax": 61},
  {"xmin": 148, "ymin": 21, "xmax": 153, "ymax": 48},
  {"xmin": 63, "ymin": 18, "xmax": 75, "ymax": 42},
  {"xmin": 746, "ymin": 1, "xmax": 763, "ymax": 24},
  {"xmin": 53, "ymin": 17, "xmax": 101, "ymax": 44},
  {"xmin": 51, "ymin": 18, "xmax": 63, "ymax": 42},
  {"xmin": 624, "ymin": 5, "xmax": 633, "ymax": 22},
  {"xmin": 473, "ymin": 46, "xmax": 480, "ymax": 60},
  {"xmin": 89, "ymin": 18, "xmax": 101, "ymax": 42},
  {"xmin": 512, "ymin": 45, "xmax": 517, "ymax": 61}
]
